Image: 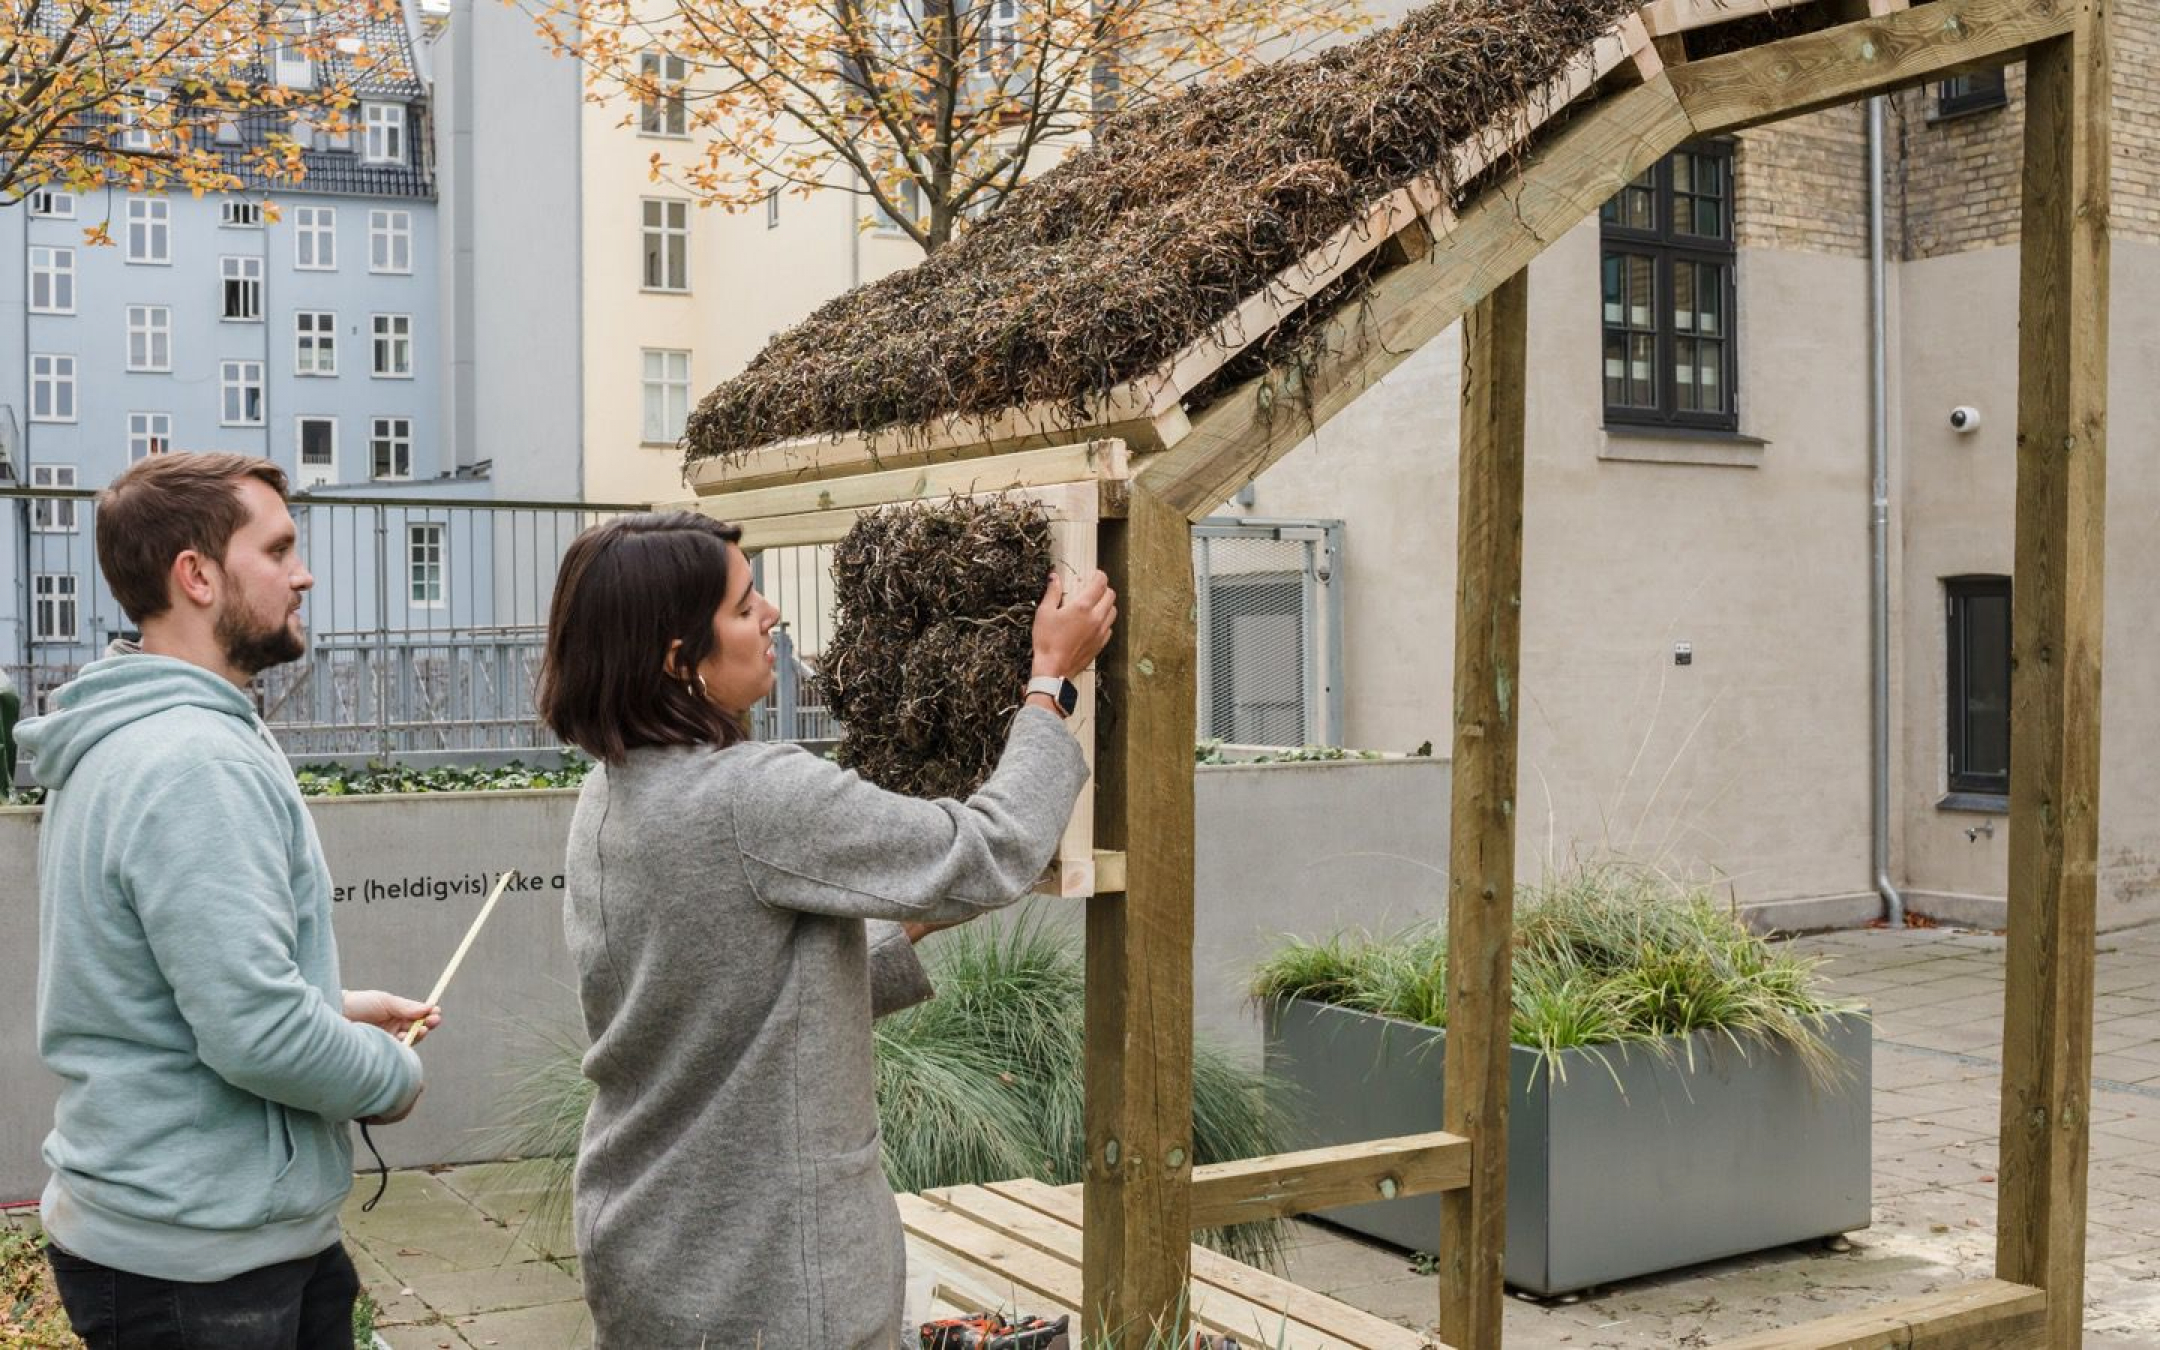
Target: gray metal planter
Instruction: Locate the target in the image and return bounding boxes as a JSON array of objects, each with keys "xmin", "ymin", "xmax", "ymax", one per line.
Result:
[{"xmin": 1263, "ymin": 998, "xmax": 1873, "ymax": 1296}]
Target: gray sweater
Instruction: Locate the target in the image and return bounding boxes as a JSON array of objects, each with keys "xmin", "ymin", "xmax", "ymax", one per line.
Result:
[{"xmin": 565, "ymin": 706, "xmax": 1089, "ymax": 1349}]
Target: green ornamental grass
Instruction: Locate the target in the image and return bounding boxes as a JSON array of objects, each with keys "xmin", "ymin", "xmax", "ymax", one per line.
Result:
[{"xmin": 1252, "ymin": 864, "xmax": 1860, "ymax": 1088}]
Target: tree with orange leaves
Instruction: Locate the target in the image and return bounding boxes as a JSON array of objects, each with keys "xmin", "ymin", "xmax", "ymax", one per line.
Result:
[
  {"xmin": 1, "ymin": 0, "xmax": 403, "ymax": 231},
  {"xmin": 528, "ymin": 0, "xmax": 1366, "ymax": 252}
]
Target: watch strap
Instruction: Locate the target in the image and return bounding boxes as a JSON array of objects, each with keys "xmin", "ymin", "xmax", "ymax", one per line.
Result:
[{"xmin": 1025, "ymin": 675, "xmax": 1078, "ymax": 718}]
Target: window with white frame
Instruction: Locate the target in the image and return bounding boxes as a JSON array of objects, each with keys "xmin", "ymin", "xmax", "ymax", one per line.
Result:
[
  {"xmin": 127, "ymin": 304, "xmax": 172, "ymax": 371},
  {"xmin": 295, "ymin": 310, "xmax": 337, "ymax": 375},
  {"xmin": 641, "ymin": 349, "xmax": 691, "ymax": 442},
  {"xmin": 30, "ymin": 355, "xmax": 75, "ymax": 422},
  {"xmin": 120, "ymin": 88, "xmax": 167, "ymax": 151},
  {"xmin": 29, "ymin": 246, "xmax": 74, "ymax": 313},
  {"xmin": 371, "ymin": 314, "xmax": 413, "ymax": 377},
  {"xmin": 368, "ymin": 209, "xmax": 412, "ymax": 273},
  {"xmin": 370, "ymin": 416, "xmax": 412, "ymax": 479},
  {"xmin": 29, "ymin": 188, "xmax": 75, "ymax": 217},
  {"xmin": 223, "ymin": 199, "xmax": 264, "ymax": 227},
  {"xmin": 214, "ymin": 112, "xmax": 243, "ymax": 145},
  {"xmin": 272, "ymin": 6, "xmax": 315, "ymax": 87},
  {"xmin": 298, "ymin": 416, "xmax": 336, "ymax": 469},
  {"xmin": 363, "ymin": 103, "xmax": 406, "ymax": 163},
  {"xmin": 638, "ymin": 51, "xmax": 689, "ymax": 136},
  {"xmin": 976, "ymin": 0, "xmax": 1018, "ymax": 73},
  {"xmin": 30, "ymin": 465, "xmax": 78, "ymax": 533},
  {"xmin": 766, "ymin": 189, "xmax": 780, "ymax": 229},
  {"xmin": 126, "ymin": 198, "xmax": 171, "ymax": 263},
  {"xmin": 128, "ymin": 412, "xmax": 174, "ymax": 460},
  {"xmin": 408, "ymin": 522, "xmax": 445, "ymax": 607},
  {"xmin": 872, "ymin": 176, "xmax": 922, "ymax": 235},
  {"xmin": 32, "ymin": 574, "xmax": 78, "ymax": 644},
  {"xmin": 221, "ymin": 359, "xmax": 265, "ymax": 425},
  {"xmin": 294, "ymin": 205, "xmax": 336, "ymax": 269},
  {"xmin": 641, "ymin": 198, "xmax": 689, "ymax": 291},
  {"xmin": 222, "ymin": 255, "xmax": 264, "ymax": 320}
]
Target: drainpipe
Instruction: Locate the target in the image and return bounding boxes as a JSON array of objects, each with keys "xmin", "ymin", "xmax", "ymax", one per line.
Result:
[{"xmin": 1868, "ymin": 94, "xmax": 1906, "ymax": 928}]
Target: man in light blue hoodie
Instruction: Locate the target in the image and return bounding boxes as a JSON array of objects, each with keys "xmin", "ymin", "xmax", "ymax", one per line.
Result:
[{"xmin": 21, "ymin": 453, "xmax": 439, "ymax": 1349}]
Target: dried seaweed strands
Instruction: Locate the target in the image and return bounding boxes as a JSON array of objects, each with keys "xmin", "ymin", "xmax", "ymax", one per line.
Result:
[
  {"xmin": 820, "ymin": 496, "xmax": 1052, "ymax": 801},
  {"xmin": 686, "ymin": 0, "xmax": 1644, "ymax": 463}
]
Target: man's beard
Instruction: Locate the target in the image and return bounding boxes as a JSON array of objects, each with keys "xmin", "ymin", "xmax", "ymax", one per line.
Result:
[{"xmin": 216, "ymin": 603, "xmax": 306, "ymax": 676}]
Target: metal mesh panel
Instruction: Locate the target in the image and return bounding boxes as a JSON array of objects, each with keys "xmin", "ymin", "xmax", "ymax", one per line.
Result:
[
  {"xmin": 750, "ymin": 543, "xmax": 842, "ymax": 742},
  {"xmin": 1195, "ymin": 521, "xmax": 1340, "ymax": 749}
]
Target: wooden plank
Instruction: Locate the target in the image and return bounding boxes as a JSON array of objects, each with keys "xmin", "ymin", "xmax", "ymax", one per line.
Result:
[
  {"xmin": 899, "ymin": 1192, "xmax": 1094, "ymax": 1315},
  {"xmin": 990, "ymin": 1179, "xmax": 1440, "ymax": 1350},
  {"xmin": 667, "ymin": 439, "xmax": 1130, "ymax": 522},
  {"xmin": 1669, "ymin": 0, "xmax": 2077, "ymax": 135},
  {"xmin": 1082, "ymin": 483, "xmax": 1197, "ymax": 1343},
  {"xmin": 1995, "ymin": 10, "xmax": 2109, "ymax": 1349},
  {"xmin": 1641, "ymin": 0, "xmax": 1807, "ymax": 38},
  {"xmin": 1718, "ymin": 1278, "xmax": 2047, "ymax": 1349},
  {"xmin": 1136, "ymin": 77, "xmax": 1691, "ymax": 522},
  {"xmin": 1044, "ymin": 482, "xmax": 1102, "ymax": 899},
  {"xmin": 1091, "ymin": 849, "xmax": 1128, "ymax": 895},
  {"xmin": 728, "ymin": 476, "xmax": 1099, "ymax": 552},
  {"xmin": 929, "ymin": 1186, "xmax": 1365, "ymax": 1350},
  {"xmin": 1436, "ymin": 267, "xmax": 1528, "ymax": 1350},
  {"xmin": 1187, "ymin": 1131, "xmax": 1472, "ymax": 1228}
]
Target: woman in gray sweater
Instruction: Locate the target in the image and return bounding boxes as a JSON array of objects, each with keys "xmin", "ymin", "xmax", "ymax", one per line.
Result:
[{"xmin": 536, "ymin": 512, "xmax": 1113, "ymax": 1349}]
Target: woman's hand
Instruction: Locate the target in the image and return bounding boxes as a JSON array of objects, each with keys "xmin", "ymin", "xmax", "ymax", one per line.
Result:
[
  {"xmin": 1031, "ymin": 569, "xmax": 1117, "ymax": 680},
  {"xmin": 343, "ymin": 989, "xmax": 442, "ymax": 1046}
]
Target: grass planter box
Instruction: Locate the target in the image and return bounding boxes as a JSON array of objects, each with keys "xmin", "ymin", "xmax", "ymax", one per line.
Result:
[{"xmin": 1263, "ymin": 996, "xmax": 1872, "ymax": 1296}]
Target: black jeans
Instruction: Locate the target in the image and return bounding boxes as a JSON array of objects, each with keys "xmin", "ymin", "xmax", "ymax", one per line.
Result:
[{"xmin": 46, "ymin": 1240, "xmax": 360, "ymax": 1350}]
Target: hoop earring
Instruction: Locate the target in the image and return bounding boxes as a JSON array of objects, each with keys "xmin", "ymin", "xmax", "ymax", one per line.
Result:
[{"xmin": 686, "ymin": 673, "xmax": 708, "ymax": 700}]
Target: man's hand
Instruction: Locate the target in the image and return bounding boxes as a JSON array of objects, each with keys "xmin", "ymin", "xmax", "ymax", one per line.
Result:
[
  {"xmin": 343, "ymin": 989, "xmax": 441, "ymax": 1046},
  {"xmin": 362, "ymin": 1084, "xmax": 424, "ymax": 1127}
]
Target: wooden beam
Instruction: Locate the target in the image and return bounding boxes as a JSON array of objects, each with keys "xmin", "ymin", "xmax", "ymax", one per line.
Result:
[
  {"xmin": 1136, "ymin": 76, "xmax": 1691, "ymax": 522},
  {"xmin": 1082, "ymin": 483, "xmax": 1197, "ymax": 1343},
  {"xmin": 1187, "ymin": 1131, "xmax": 1472, "ymax": 1229},
  {"xmin": 666, "ymin": 439, "xmax": 1129, "ymax": 522},
  {"xmin": 1995, "ymin": 7, "xmax": 2109, "ymax": 1347},
  {"xmin": 1436, "ymin": 267, "xmax": 1528, "ymax": 1350},
  {"xmin": 1670, "ymin": 0, "xmax": 2077, "ymax": 135},
  {"xmin": 1717, "ymin": 1279, "xmax": 2047, "ymax": 1349},
  {"xmin": 1641, "ymin": 0, "xmax": 1810, "ymax": 38}
]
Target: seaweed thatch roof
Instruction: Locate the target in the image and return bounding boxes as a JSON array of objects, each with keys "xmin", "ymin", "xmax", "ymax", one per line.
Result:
[{"xmin": 683, "ymin": 0, "xmax": 1655, "ymax": 465}]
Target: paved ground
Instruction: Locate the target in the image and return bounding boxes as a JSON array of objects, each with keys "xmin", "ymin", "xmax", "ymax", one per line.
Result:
[{"xmin": 16, "ymin": 924, "xmax": 2153, "ymax": 1347}]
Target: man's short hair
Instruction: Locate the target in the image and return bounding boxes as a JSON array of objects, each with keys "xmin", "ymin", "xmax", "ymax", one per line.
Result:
[{"xmin": 96, "ymin": 454, "xmax": 290, "ymax": 624}]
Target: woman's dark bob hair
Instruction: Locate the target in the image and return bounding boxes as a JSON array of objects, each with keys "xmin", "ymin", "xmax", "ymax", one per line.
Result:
[{"xmin": 538, "ymin": 511, "xmax": 749, "ymax": 763}]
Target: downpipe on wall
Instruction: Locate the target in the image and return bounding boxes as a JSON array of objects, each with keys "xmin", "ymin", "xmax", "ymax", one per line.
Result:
[{"xmin": 1868, "ymin": 95, "xmax": 1907, "ymax": 928}]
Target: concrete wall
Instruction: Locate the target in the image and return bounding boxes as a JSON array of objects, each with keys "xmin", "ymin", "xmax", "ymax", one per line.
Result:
[{"xmin": 0, "ymin": 755, "xmax": 1449, "ymax": 1201}]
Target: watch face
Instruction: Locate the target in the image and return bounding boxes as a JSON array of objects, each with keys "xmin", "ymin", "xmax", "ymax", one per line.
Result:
[{"xmin": 1056, "ymin": 680, "xmax": 1079, "ymax": 716}]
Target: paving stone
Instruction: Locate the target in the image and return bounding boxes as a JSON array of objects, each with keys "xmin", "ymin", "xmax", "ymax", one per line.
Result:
[
  {"xmin": 349, "ymin": 1239, "xmax": 437, "ymax": 1329},
  {"xmin": 341, "ymin": 1176, "xmax": 551, "ymax": 1276},
  {"xmin": 436, "ymin": 1299, "xmax": 594, "ymax": 1349},
  {"xmin": 400, "ymin": 1259, "xmax": 584, "ymax": 1319}
]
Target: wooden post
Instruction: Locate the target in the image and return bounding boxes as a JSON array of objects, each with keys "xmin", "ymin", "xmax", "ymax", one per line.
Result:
[
  {"xmin": 1996, "ymin": 7, "xmax": 2110, "ymax": 1347},
  {"xmin": 1083, "ymin": 482, "xmax": 1197, "ymax": 1343},
  {"xmin": 1437, "ymin": 267, "xmax": 1529, "ymax": 1350}
]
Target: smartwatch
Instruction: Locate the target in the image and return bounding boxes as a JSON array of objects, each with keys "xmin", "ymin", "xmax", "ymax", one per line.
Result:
[{"xmin": 1025, "ymin": 675, "xmax": 1080, "ymax": 719}]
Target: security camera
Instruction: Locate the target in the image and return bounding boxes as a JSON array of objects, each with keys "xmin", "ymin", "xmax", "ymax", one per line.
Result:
[{"xmin": 1949, "ymin": 406, "xmax": 1982, "ymax": 433}]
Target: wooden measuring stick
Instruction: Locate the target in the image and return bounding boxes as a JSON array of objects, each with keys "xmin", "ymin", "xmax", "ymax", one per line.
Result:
[{"xmin": 404, "ymin": 870, "xmax": 519, "ymax": 1047}]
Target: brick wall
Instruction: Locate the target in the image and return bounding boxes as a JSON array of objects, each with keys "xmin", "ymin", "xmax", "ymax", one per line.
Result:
[{"xmin": 1726, "ymin": 0, "xmax": 2158, "ymax": 259}]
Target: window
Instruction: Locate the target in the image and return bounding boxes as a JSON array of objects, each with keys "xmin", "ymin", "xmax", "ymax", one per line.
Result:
[
  {"xmin": 370, "ymin": 416, "xmax": 412, "ymax": 479},
  {"xmin": 641, "ymin": 198, "xmax": 690, "ymax": 291},
  {"xmin": 976, "ymin": 0, "xmax": 1018, "ymax": 73},
  {"xmin": 272, "ymin": 7, "xmax": 315, "ymax": 87},
  {"xmin": 295, "ymin": 310, "xmax": 338, "ymax": 375},
  {"xmin": 1939, "ymin": 69, "xmax": 2007, "ymax": 118},
  {"xmin": 32, "ymin": 574, "xmax": 78, "ymax": 644},
  {"xmin": 222, "ymin": 255, "xmax": 264, "ymax": 320},
  {"xmin": 638, "ymin": 51, "xmax": 689, "ymax": 136},
  {"xmin": 1599, "ymin": 141, "xmax": 1737, "ymax": 432},
  {"xmin": 294, "ymin": 205, "xmax": 336, "ymax": 269},
  {"xmin": 30, "ymin": 465, "xmax": 78, "ymax": 534},
  {"xmin": 128, "ymin": 412, "xmax": 174, "ymax": 460},
  {"xmin": 29, "ymin": 188, "xmax": 74, "ymax": 218},
  {"xmin": 29, "ymin": 246, "xmax": 74, "ymax": 313},
  {"xmin": 372, "ymin": 313, "xmax": 413, "ymax": 377},
  {"xmin": 369, "ymin": 209, "xmax": 412, "ymax": 273},
  {"xmin": 30, "ymin": 355, "xmax": 75, "ymax": 422},
  {"xmin": 126, "ymin": 198, "xmax": 171, "ymax": 263},
  {"xmin": 214, "ymin": 112, "xmax": 243, "ymax": 145},
  {"xmin": 298, "ymin": 416, "xmax": 337, "ymax": 474},
  {"xmin": 1947, "ymin": 577, "xmax": 2011, "ymax": 799},
  {"xmin": 408, "ymin": 523, "xmax": 445, "ymax": 607},
  {"xmin": 363, "ymin": 103, "xmax": 406, "ymax": 163},
  {"xmin": 223, "ymin": 199, "xmax": 265, "ymax": 227},
  {"xmin": 766, "ymin": 188, "xmax": 780, "ymax": 229},
  {"xmin": 641, "ymin": 349, "xmax": 692, "ymax": 442},
  {"xmin": 873, "ymin": 176, "xmax": 922, "ymax": 235},
  {"xmin": 221, "ymin": 359, "xmax": 265, "ymax": 425},
  {"xmin": 120, "ymin": 88, "xmax": 166, "ymax": 152},
  {"xmin": 127, "ymin": 304, "xmax": 172, "ymax": 371}
]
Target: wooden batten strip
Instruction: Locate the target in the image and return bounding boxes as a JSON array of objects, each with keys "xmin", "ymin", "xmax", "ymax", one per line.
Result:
[
  {"xmin": 1187, "ymin": 1131, "xmax": 1472, "ymax": 1228},
  {"xmin": 1640, "ymin": 0, "xmax": 1808, "ymax": 38},
  {"xmin": 1717, "ymin": 1278, "xmax": 2046, "ymax": 1349},
  {"xmin": 669, "ymin": 440, "xmax": 1129, "ymax": 523}
]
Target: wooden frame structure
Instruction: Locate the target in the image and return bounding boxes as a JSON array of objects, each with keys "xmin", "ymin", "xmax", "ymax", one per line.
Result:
[{"xmin": 678, "ymin": 0, "xmax": 2109, "ymax": 1342}]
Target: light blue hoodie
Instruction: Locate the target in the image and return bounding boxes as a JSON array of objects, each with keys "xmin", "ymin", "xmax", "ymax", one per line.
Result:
[{"xmin": 20, "ymin": 652, "xmax": 420, "ymax": 1282}]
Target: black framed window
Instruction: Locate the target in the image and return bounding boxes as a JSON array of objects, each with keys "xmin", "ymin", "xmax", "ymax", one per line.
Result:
[
  {"xmin": 1938, "ymin": 69, "xmax": 2007, "ymax": 118},
  {"xmin": 1947, "ymin": 577, "xmax": 2011, "ymax": 798},
  {"xmin": 1599, "ymin": 142, "xmax": 1738, "ymax": 432}
]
